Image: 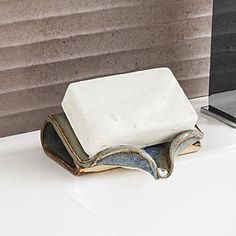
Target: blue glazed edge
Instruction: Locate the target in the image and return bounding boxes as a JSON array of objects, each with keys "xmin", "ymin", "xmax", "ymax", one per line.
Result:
[{"xmin": 92, "ymin": 130, "xmax": 204, "ymax": 179}]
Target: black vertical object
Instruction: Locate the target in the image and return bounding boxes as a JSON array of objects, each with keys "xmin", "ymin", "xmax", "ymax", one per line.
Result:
[{"xmin": 201, "ymin": 0, "xmax": 236, "ymax": 127}]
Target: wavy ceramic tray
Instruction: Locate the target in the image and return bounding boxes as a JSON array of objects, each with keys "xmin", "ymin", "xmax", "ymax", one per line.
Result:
[{"xmin": 41, "ymin": 113, "xmax": 203, "ymax": 179}]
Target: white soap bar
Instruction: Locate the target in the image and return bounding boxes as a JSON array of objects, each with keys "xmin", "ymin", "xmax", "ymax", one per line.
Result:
[{"xmin": 62, "ymin": 68, "xmax": 198, "ymax": 156}]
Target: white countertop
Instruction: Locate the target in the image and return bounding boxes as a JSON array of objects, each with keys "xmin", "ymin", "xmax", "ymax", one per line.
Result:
[{"xmin": 0, "ymin": 97, "xmax": 236, "ymax": 236}]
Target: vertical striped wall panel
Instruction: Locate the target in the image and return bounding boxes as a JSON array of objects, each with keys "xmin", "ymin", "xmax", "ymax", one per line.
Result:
[{"xmin": 0, "ymin": 0, "xmax": 212, "ymax": 137}]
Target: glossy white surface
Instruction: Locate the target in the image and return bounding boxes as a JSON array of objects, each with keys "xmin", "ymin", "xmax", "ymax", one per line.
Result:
[
  {"xmin": 62, "ymin": 68, "xmax": 197, "ymax": 156},
  {"xmin": 0, "ymin": 97, "xmax": 236, "ymax": 236}
]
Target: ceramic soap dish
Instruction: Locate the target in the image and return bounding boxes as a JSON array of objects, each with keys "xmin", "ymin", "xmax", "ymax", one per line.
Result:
[
  {"xmin": 41, "ymin": 68, "xmax": 204, "ymax": 179},
  {"xmin": 41, "ymin": 113, "xmax": 203, "ymax": 179}
]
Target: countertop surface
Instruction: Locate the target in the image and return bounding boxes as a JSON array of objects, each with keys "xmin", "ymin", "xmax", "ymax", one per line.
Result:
[{"xmin": 0, "ymin": 97, "xmax": 236, "ymax": 236}]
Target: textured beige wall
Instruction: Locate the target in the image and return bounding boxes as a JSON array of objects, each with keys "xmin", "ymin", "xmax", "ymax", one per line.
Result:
[{"xmin": 0, "ymin": 0, "xmax": 212, "ymax": 137}]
